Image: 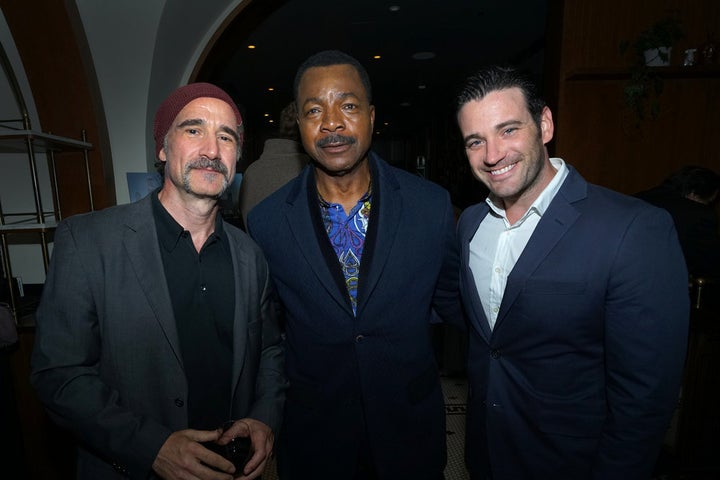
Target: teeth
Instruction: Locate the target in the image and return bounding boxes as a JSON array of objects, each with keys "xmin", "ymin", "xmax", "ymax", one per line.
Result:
[{"xmin": 490, "ymin": 163, "xmax": 515, "ymax": 176}]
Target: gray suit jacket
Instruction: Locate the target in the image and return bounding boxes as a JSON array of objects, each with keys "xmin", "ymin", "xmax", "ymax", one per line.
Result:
[{"xmin": 31, "ymin": 194, "xmax": 286, "ymax": 479}]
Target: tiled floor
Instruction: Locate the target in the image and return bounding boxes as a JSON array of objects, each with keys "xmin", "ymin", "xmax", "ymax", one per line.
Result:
[
  {"xmin": 262, "ymin": 375, "xmax": 470, "ymax": 480},
  {"xmin": 442, "ymin": 375, "xmax": 471, "ymax": 480}
]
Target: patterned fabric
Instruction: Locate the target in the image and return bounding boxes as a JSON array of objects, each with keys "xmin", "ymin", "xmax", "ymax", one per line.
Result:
[{"xmin": 319, "ymin": 186, "xmax": 372, "ymax": 315}]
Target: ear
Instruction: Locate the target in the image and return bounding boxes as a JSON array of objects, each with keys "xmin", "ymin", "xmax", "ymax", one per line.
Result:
[
  {"xmin": 158, "ymin": 147, "xmax": 167, "ymax": 163},
  {"xmin": 369, "ymin": 104, "xmax": 376, "ymax": 129},
  {"xmin": 540, "ymin": 106, "xmax": 554, "ymax": 145}
]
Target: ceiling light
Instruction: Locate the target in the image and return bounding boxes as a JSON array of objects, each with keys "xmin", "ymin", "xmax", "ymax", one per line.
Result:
[
  {"xmin": 267, "ymin": 87, "xmax": 274, "ymax": 91},
  {"xmin": 247, "ymin": 45, "xmax": 256, "ymax": 49},
  {"xmin": 373, "ymin": 55, "xmax": 381, "ymax": 60},
  {"xmin": 389, "ymin": 5, "xmax": 400, "ymax": 12}
]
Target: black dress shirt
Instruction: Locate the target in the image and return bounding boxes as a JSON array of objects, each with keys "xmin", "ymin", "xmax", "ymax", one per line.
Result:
[{"xmin": 152, "ymin": 191, "xmax": 235, "ymax": 430}]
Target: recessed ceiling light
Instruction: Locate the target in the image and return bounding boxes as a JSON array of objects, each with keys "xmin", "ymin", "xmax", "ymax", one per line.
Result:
[
  {"xmin": 389, "ymin": 5, "xmax": 400, "ymax": 12},
  {"xmin": 247, "ymin": 45, "xmax": 256, "ymax": 49},
  {"xmin": 418, "ymin": 84, "xmax": 426, "ymax": 90},
  {"xmin": 411, "ymin": 51, "xmax": 436, "ymax": 60},
  {"xmin": 373, "ymin": 55, "xmax": 381, "ymax": 60},
  {"xmin": 267, "ymin": 87, "xmax": 274, "ymax": 91},
  {"xmin": 264, "ymin": 113, "xmax": 270, "ymax": 117}
]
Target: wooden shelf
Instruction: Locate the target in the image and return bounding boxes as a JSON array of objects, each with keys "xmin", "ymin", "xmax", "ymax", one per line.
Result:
[{"xmin": 565, "ymin": 65, "xmax": 720, "ymax": 81}]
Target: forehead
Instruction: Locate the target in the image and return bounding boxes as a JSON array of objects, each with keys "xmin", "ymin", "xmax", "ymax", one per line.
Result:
[
  {"xmin": 298, "ymin": 64, "xmax": 367, "ymax": 101},
  {"xmin": 174, "ymin": 97, "xmax": 236, "ymax": 124}
]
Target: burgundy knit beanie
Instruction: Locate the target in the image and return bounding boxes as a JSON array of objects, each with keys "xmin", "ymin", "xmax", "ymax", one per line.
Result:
[{"xmin": 153, "ymin": 82, "xmax": 243, "ymax": 157}]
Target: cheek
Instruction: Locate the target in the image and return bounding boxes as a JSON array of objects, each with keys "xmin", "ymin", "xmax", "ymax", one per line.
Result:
[{"xmin": 467, "ymin": 151, "xmax": 486, "ymax": 169}]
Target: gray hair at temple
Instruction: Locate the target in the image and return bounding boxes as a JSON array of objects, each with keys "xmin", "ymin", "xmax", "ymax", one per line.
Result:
[{"xmin": 456, "ymin": 65, "xmax": 546, "ymax": 127}]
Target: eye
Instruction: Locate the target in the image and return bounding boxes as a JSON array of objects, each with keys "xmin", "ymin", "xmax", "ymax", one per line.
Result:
[
  {"xmin": 503, "ymin": 127, "xmax": 518, "ymax": 136},
  {"xmin": 465, "ymin": 139, "xmax": 485, "ymax": 150},
  {"xmin": 186, "ymin": 128, "xmax": 200, "ymax": 135},
  {"xmin": 218, "ymin": 133, "xmax": 236, "ymax": 144},
  {"xmin": 342, "ymin": 103, "xmax": 357, "ymax": 111},
  {"xmin": 306, "ymin": 107, "xmax": 321, "ymax": 116}
]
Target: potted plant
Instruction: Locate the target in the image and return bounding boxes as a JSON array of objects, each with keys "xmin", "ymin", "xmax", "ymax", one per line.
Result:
[{"xmin": 619, "ymin": 14, "xmax": 685, "ymax": 122}]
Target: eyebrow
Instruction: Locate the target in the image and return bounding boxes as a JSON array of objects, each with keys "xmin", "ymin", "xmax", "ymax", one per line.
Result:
[
  {"xmin": 176, "ymin": 118, "xmax": 240, "ymax": 143},
  {"xmin": 462, "ymin": 119, "xmax": 524, "ymax": 144},
  {"xmin": 302, "ymin": 91, "xmax": 360, "ymax": 106}
]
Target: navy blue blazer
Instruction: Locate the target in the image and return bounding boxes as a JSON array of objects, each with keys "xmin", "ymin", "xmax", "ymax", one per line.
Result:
[
  {"xmin": 458, "ymin": 165, "xmax": 689, "ymax": 479},
  {"xmin": 248, "ymin": 152, "xmax": 461, "ymax": 479}
]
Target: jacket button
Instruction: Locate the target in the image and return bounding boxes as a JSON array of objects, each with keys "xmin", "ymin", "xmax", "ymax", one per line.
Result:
[
  {"xmin": 355, "ymin": 334, "xmax": 364, "ymax": 343},
  {"xmin": 174, "ymin": 398, "xmax": 184, "ymax": 407},
  {"xmin": 490, "ymin": 349, "xmax": 501, "ymax": 359}
]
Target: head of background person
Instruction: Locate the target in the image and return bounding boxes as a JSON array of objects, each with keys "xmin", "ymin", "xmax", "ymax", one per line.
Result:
[
  {"xmin": 274, "ymin": 101, "xmax": 302, "ymax": 142},
  {"xmin": 455, "ymin": 65, "xmax": 555, "ymax": 206},
  {"xmin": 292, "ymin": 49, "xmax": 375, "ymax": 177},
  {"xmin": 664, "ymin": 165, "xmax": 720, "ymax": 205},
  {"xmin": 152, "ymin": 82, "xmax": 244, "ymax": 201}
]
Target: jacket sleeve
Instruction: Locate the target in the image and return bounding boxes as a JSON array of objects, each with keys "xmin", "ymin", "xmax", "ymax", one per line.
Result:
[
  {"xmin": 431, "ymin": 191, "xmax": 465, "ymax": 331},
  {"xmin": 593, "ymin": 206, "xmax": 689, "ymax": 479},
  {"xmin": 30, "ymin": 219, "xmax": 170, "ymax": 479}
]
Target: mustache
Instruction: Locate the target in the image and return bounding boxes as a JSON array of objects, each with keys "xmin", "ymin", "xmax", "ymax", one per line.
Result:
[
  {"xmin": 186, "ymin": 157, "xmax": 229, "ymax": 176},
  {"xmin": 316, "ymin": 134, "xmax": 357, "ymax": 148}
]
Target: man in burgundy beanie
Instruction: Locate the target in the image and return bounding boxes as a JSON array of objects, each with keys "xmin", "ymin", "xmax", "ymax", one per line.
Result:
[{"xmin": 31, "ymin": 82, "xmax": 286, "ymax": 480}]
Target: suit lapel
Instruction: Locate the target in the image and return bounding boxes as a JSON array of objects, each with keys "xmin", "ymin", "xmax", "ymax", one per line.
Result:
[
  {"xmin": 494, "ymin": 168, "xmax": 585, "ymax": 331},
  {"xmin": 285, "ymin": 168, "xmax": 354, "ymax": 314},
  {"xmin": 459, "ymin": 203, "xmax": 493, "ymax": 341},
  {"xmin": 226, "ymin": 227, "xmax": 250, "ymax": 396},
  {"xmin": 122, "ymin": 198, "xmax": 184, "ymax": 368},
  {"xmin": 356, "ymin": 155, "xmax": 401, "ymax": 315}
]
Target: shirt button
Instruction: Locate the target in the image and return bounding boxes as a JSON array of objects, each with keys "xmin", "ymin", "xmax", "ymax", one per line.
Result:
[
  {"xmin": 495, "ymin": 267, "xmax": 502, "ymax": 273},
  {"xmin": 174, "ymin": 398, "xmax": 184, "ymax": 407},
  {"xmin": 355, "ymin": 335, "xmax": 365, "ymax": 343},
  {"xmin": 201, "ymin": 285, "xmax": 207, "ymax": 292},
  {"xmin": 492, "ymin": 307, "xmax": 499, "ymax": 313},
  {"xmin": 490, "ymin": 349, "xmax": 501, "ymax": 359}
]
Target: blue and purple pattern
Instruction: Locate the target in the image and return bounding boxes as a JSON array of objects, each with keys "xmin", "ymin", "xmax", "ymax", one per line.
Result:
[{"xmin": 319, "ymin": 189, "xmax": 372, "ymax": 315}]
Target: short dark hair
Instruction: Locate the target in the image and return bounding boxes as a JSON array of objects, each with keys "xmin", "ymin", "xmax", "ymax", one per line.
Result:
[
  {"xmin": 277, "ymin": 101, "xmax": 300, "ymax": 140},
  {"xmin": 665, "ymin": 166, "xmax": 720, "ymax": 201},
  {"xmin": 456, "ymin": 65, "xmax": 545, "ymax": 127},
  {"xmin": 293, "ymin": 49, "xmax": 372, "ymax": 105}
]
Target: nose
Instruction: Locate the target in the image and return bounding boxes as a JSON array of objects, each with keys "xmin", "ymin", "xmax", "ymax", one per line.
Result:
[
  {"xmin": 321, "ymin": 107, "xmax": 345, "ymax": 132},
  {"xmin": 199, "ymin": 133, "xmax": 220, "ymax": 159},
  {"xmin": 485, "ymin": 139, "xmax": 505, "ymax": 166}
]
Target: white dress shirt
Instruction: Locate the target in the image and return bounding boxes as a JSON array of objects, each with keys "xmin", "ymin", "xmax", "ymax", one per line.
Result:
[{"xmin": 469, "ymin": 157, "xmax": 569, "ymax": 330}]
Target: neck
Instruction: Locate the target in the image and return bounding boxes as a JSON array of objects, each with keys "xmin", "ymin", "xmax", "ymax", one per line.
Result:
[
  {"xmin": 158, "ymin": 187, "xmax": 219, "ymax": 251},
  {"xmin": 315, "ymin": 161, "xmax": 371, "ymax": 215}
]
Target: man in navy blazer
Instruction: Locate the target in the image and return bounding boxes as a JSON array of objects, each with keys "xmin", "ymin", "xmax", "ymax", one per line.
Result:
[
  {"xmin": 247, "ymin": 50, "xmax": 461, "ymax": 479},
  {"xmin": 31, "ymin": 83, "xmax": 286, "ymax": 480},
  {"xmin": 454, "ymin": 66, "xmax": 689, "ymax": 479}
]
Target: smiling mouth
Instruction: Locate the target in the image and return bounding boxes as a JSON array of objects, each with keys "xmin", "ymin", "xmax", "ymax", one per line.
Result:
[{"xmin": 489, "ymin": 163, "xmax": 517, "ymax": 176}]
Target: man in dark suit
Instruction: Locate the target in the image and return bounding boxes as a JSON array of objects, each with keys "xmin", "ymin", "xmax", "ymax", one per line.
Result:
[
  {"xmin": 454, "ymin": 66, "xmax": 689, "ymax": 479},
  {"xmin": 635, "ymin": 165, "xmax": 720, "ymax": 279},
  {"xmin": 247, "ymin": 50, "xmax": 461, "ymax": 479},
  {"xmin": 31, "ymin": 83, "xmax": 286, "ymax": 480}
]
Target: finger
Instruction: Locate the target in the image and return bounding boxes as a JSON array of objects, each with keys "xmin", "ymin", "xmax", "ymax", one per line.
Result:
[
  {"xmin": 238, "ymin": 456, "xmax": 267, "ymax": 480},
  {"xmin": 219, "ymin": 420, "xmax": 251, "ymax": 443}
]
